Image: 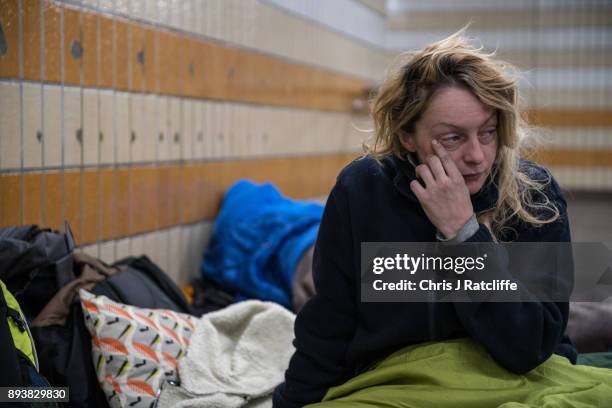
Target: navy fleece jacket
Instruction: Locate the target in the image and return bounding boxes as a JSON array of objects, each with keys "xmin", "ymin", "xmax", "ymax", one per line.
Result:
[{"xmin": 273, "ymin": 154, "xmax": 576, "ymax": 408}]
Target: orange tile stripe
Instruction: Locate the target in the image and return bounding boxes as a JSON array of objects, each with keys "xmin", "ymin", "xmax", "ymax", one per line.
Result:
[
  {"xmin": 0, "ymin": 0, "xmax": 370, "ymax": 113},
  {"xmin": 2, "ymin": 150, "xmax": 612, "ymax": 245},
  {"xmin": 0, "ymin": 154, "xmax": 357, "ymax": 244},
  {"xmin": 4, "ymin": 0, "xmax": 610, "ymax": 125},
  {"xmin": 527, "ymin": 110, "xmax": 612, "ymax": 128},
  {"xmin": 523, "ymin": 148, "xmax": 612, "ymax": 168}
]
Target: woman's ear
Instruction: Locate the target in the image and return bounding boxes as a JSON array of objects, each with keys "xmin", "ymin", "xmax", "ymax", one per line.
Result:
[{"xmin": 398, "ymin": 130, "xmax": 417, "ymax": 153}]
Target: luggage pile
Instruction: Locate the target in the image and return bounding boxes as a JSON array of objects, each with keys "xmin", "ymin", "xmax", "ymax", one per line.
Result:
[{"xmin": 0, "ymin": 224, "xmax": 194, "ymax": 408}]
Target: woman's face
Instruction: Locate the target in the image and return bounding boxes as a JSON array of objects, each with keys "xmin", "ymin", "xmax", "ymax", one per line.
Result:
[{"xmin": 400, "ymin": 86, "xmax": 498, "ymax": 195}]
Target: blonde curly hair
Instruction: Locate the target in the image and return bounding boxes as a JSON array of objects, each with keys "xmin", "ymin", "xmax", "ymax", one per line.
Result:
[{"xmin": 364, "ymin": 26, "xmax": 560, "ymax": 241}]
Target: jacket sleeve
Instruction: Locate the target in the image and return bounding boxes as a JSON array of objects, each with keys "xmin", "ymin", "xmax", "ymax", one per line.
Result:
[
  {"xmin": 453, "ymin": 179, "xmax": 572, "ymax": 374},
  {"xmin": 273, "ymin": 181, "xmax": 358, "ymax": 408}
]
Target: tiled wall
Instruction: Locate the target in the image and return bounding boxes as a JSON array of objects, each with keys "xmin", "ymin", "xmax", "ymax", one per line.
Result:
[
  {"xmin": 1, "ymin": 0, "xmax": 611, "ymax": 285},
  {"xmin": 0, "ymin": 0, "xmax": 375, "ymax": 285}
]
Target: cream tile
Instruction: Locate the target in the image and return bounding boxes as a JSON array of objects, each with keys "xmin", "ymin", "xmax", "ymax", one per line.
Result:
[
  {"xmin": 43, "ymin": 85, "xmax": 62, "ymax": 167},
  {"xmin": 169, "ymin": 0, "xmax": 182, "ymax": 29},
  {"xmin": 98, "ymin": 0, "xmax": 114, "ymax": 12},
  {"xmin": 228, "ymin": 0, "xmax": 243, "ymax": 44},
  {"xmin": 203, "ymin": 101, "xmax": 214, "ymax": 158},
  {"xmin": 234, "ymin": 104, "xmax": 248, "ymax": 158},
  {"xmin": 63, "ymin": 87, "xmax": 82, "ymax": 166},
  {"xmin": 157, "ymin": 96, "xmax": 170, "ymax": 161},
  {"xmin": 180, "ymin": 225, "xmax": 197, "ymax": 285},
  {"xmin": 167, "ymin": 226, "xmax": 182, "ymax": 284},
  {"xmin": 129, "ymin": 94, "xmax": 145, "ymax": 162},
  {"xmin": 142, "ymin": 230, "xmax": 162, "ymax": 269},
  {"xmin": 190, "ymin": 221, "xmax": 211, "ymax": 272},
  {"xmin": 247, "ymin": 105, "xmax": 262, "ymax": 157},
  {"xmin": 98, "ymin": 90, "xmax": 114, "ymax": 164},
  {"xmin": 130, "ymin": 234, "xmax": 145, "ymax": 257},
  {"xmin": 208, "ymin": 101, "xmax": 223, "ymax": 158},
  {"xmin": 155, "ymin": 229, "xmax": 170, "ymax": 275},
  {"xmin": 99, "ymin": 240, "xmax": 116, "ymax": 264},
  {"xmin": 143, "ymin": 94, "xmax": 157, "ymax": 162},
  {"xmin": 181, "ymin": 0, "xmax": 195, "ymax": 34},
  {"xmin": 278, "ymin": 109, "xmax": 294, "ymax": 155},
  {"xmin": 128, "ymin": 0, "xmax": 146, "ymax": 20},
  {"xmin": 144, "ymin": 0, "xmax": 158, "ymax": 23},
  {"xmin": 257, "ymin": 106, "xmax": 271, "ymax": 156},
  {"xmin": 227, "ymin": 104, "xmax": 237, "ymax": 157},
  {"xmin": 567, "ymin": 166, "xmax": 580, "ymax": 189},
  {"xmin": 205, "ymin": 0, "xmax": 219, "ymax": 39},
  {"xmin": 577, "ymin": 168, "xmax": 592, "ymax": 190},
  {"xmin": 219, "ymin": 102, "xmax": 230, "ymax": 158},
  {"xmin": 157, "ymin": 0, "xmax": 170, "ymax": 26},
  {"xmin": 115, "ymin": 92, "xmax": 130, "ymax": 164},
  {"xmin": 193, "ymin": 100, "xmax": 205, "ymax": 160},
  {"xmin": 594, "ymin": 167, "xmax": 607, "ymax": 191},
  {"xmin": 82, "ymin": 89, "xmax": 99, "ymax": 166},
  {"xmin": 22, "ymin": 83, "xmax": 43, "ymax": 168},
  {"xmin": 78, "ymin": 244, "xmax": 100, "ymax": 258},
  {"xmin": 115, "ymin": 0, "xmax": 130, "ymax": 16},
  {"xmin": 181, "ymin": 99, "xmax": 193, "ymax": 160},
  {"xmin": 169, "ymin": 97, "xmax": 181, "ymax": 160},
  {"xmin": 240, "ymin": 105, "xmax": 252, "ymax": 157},
  {"xmin": 189, "ymin": 223, "xmax": 205, "ymax": 278},
  {"xmin": 265, "ymin": 108, "xmax": 282, "ymax": 155},
  {"xmin": 199, "ymin": 221, "xmax": 214, "ymax": 256},
  {"xmin": 81, "ymin": 0, "xmax": 99, "ymax": 7},
  {"xmin": 288, "ymin": 109, "xmax": 306, "ymax": 154},
  {"xmin": 115, "ymin": 237, "xmax": 131, "ymax": 262},
  {"xmin": 194, "ymin": 0, "xmax": 205, "ymax": 35},
  {"xmin": 0, "ymin": 82, "xmax": 21, "ymax": 170}
]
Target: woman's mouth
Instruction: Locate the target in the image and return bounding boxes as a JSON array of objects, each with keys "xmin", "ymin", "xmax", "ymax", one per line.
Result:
[{"xmin": 462, "ymin": 172, "xmax": 482, "ymax": 183}]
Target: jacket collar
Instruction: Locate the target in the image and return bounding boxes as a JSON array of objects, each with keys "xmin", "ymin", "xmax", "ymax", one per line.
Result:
[{"xmin": 385, "ymin": 153, "xmax": 498, "ymax": 214}]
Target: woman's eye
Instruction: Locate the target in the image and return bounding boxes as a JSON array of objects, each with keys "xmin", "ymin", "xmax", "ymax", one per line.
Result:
[
  {"xmin": 438, "ymin": 134, "xmax": 463, "ymax": 148},
  {"xmin": 479, "ymin": 129, "xmax": 497, "ymax": 143}
]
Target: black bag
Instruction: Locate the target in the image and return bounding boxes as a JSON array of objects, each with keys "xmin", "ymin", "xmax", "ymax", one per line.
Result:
[
  {"xmin": 0, "ymin": 224, "xmax": 75, "ymax": 321},
  {"xmin": 92, "ymin": 255, "xmax": 193, "ymax": 314},
  {"xmin": 31, "ymin": 306, "xmax": 108, "ymax": 408},
  {"xmin": 0, "ymin": 224, "xmax": 104, "ymax": 408}
]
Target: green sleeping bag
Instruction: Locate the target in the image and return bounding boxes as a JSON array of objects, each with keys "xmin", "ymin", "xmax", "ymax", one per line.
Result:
[{"xmin": 307, "ymin": 338, "xmax": 612, "ymax": 407}]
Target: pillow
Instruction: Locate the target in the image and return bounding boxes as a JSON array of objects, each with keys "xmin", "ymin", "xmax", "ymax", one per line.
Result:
[{"xmin": 79, "ymin": 289, "xmax": 198, "ymax": 408}]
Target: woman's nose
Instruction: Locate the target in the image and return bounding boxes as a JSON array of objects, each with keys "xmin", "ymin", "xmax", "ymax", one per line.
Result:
[{"xmin": 463, "ymin": 135, "xmax": 485, "ymax": 164}]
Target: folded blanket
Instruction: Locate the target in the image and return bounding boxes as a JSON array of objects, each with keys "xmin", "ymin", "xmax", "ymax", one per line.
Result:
[
  {"xmin": 157, "ymin": 300, "xmax": 295, "ymax": 408},
  {"xmin": 305, "ymin": 337, "xmax": 612, "ymax": 408}
]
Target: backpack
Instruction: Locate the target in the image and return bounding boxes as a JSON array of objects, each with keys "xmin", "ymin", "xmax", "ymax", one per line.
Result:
[
  {"xmin": 0, "ymin": 225, "xmax": 104, "ymax": 407},
  {"xmin": 92, "ymin": 255, "xmax": 193, "ymax": 314},
  {"xmin": 0, "ymin": 279, "xmax": 59, "ymax": 407},
  {"xmin": 0, "ymin": 224, "xmax": 75, "ymax": 321}
]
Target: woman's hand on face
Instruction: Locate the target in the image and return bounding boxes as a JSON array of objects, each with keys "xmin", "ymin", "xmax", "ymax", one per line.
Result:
[{"xmin": 409, "ymin": 139, "xmax": 474, "ymax": 239}]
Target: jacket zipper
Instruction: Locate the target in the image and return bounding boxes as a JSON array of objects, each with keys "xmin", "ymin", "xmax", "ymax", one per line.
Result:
[{"xmin": 7, "ymin": 307, "xmax": 39, "ymax": 371}]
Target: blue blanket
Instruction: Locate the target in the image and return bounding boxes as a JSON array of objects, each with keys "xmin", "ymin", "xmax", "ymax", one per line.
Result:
[{"xmin": 202, "ymin": 180, "xmax": 324, "ymax": 307}]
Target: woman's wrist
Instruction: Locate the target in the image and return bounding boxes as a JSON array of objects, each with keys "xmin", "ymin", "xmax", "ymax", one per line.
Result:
[{"xmin": 436, "ymin": 213, "xmax": 479, "ymax": 243}]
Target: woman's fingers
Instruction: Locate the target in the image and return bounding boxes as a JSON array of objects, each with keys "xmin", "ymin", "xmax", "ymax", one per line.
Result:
[
  {"xmin": 425, "ymin": 154, "xmax": 446, "ymax": 181},
  {"xmin": 415, "ymin": 163, "xmax": 435, "ymax": 187},
  {"xmin": 431, "ymin": 140, "xmax": 462, "ymax": 180},
  {"xmin": 410, "ymin": 179, "xmax": 427, "ymax": 200}
]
